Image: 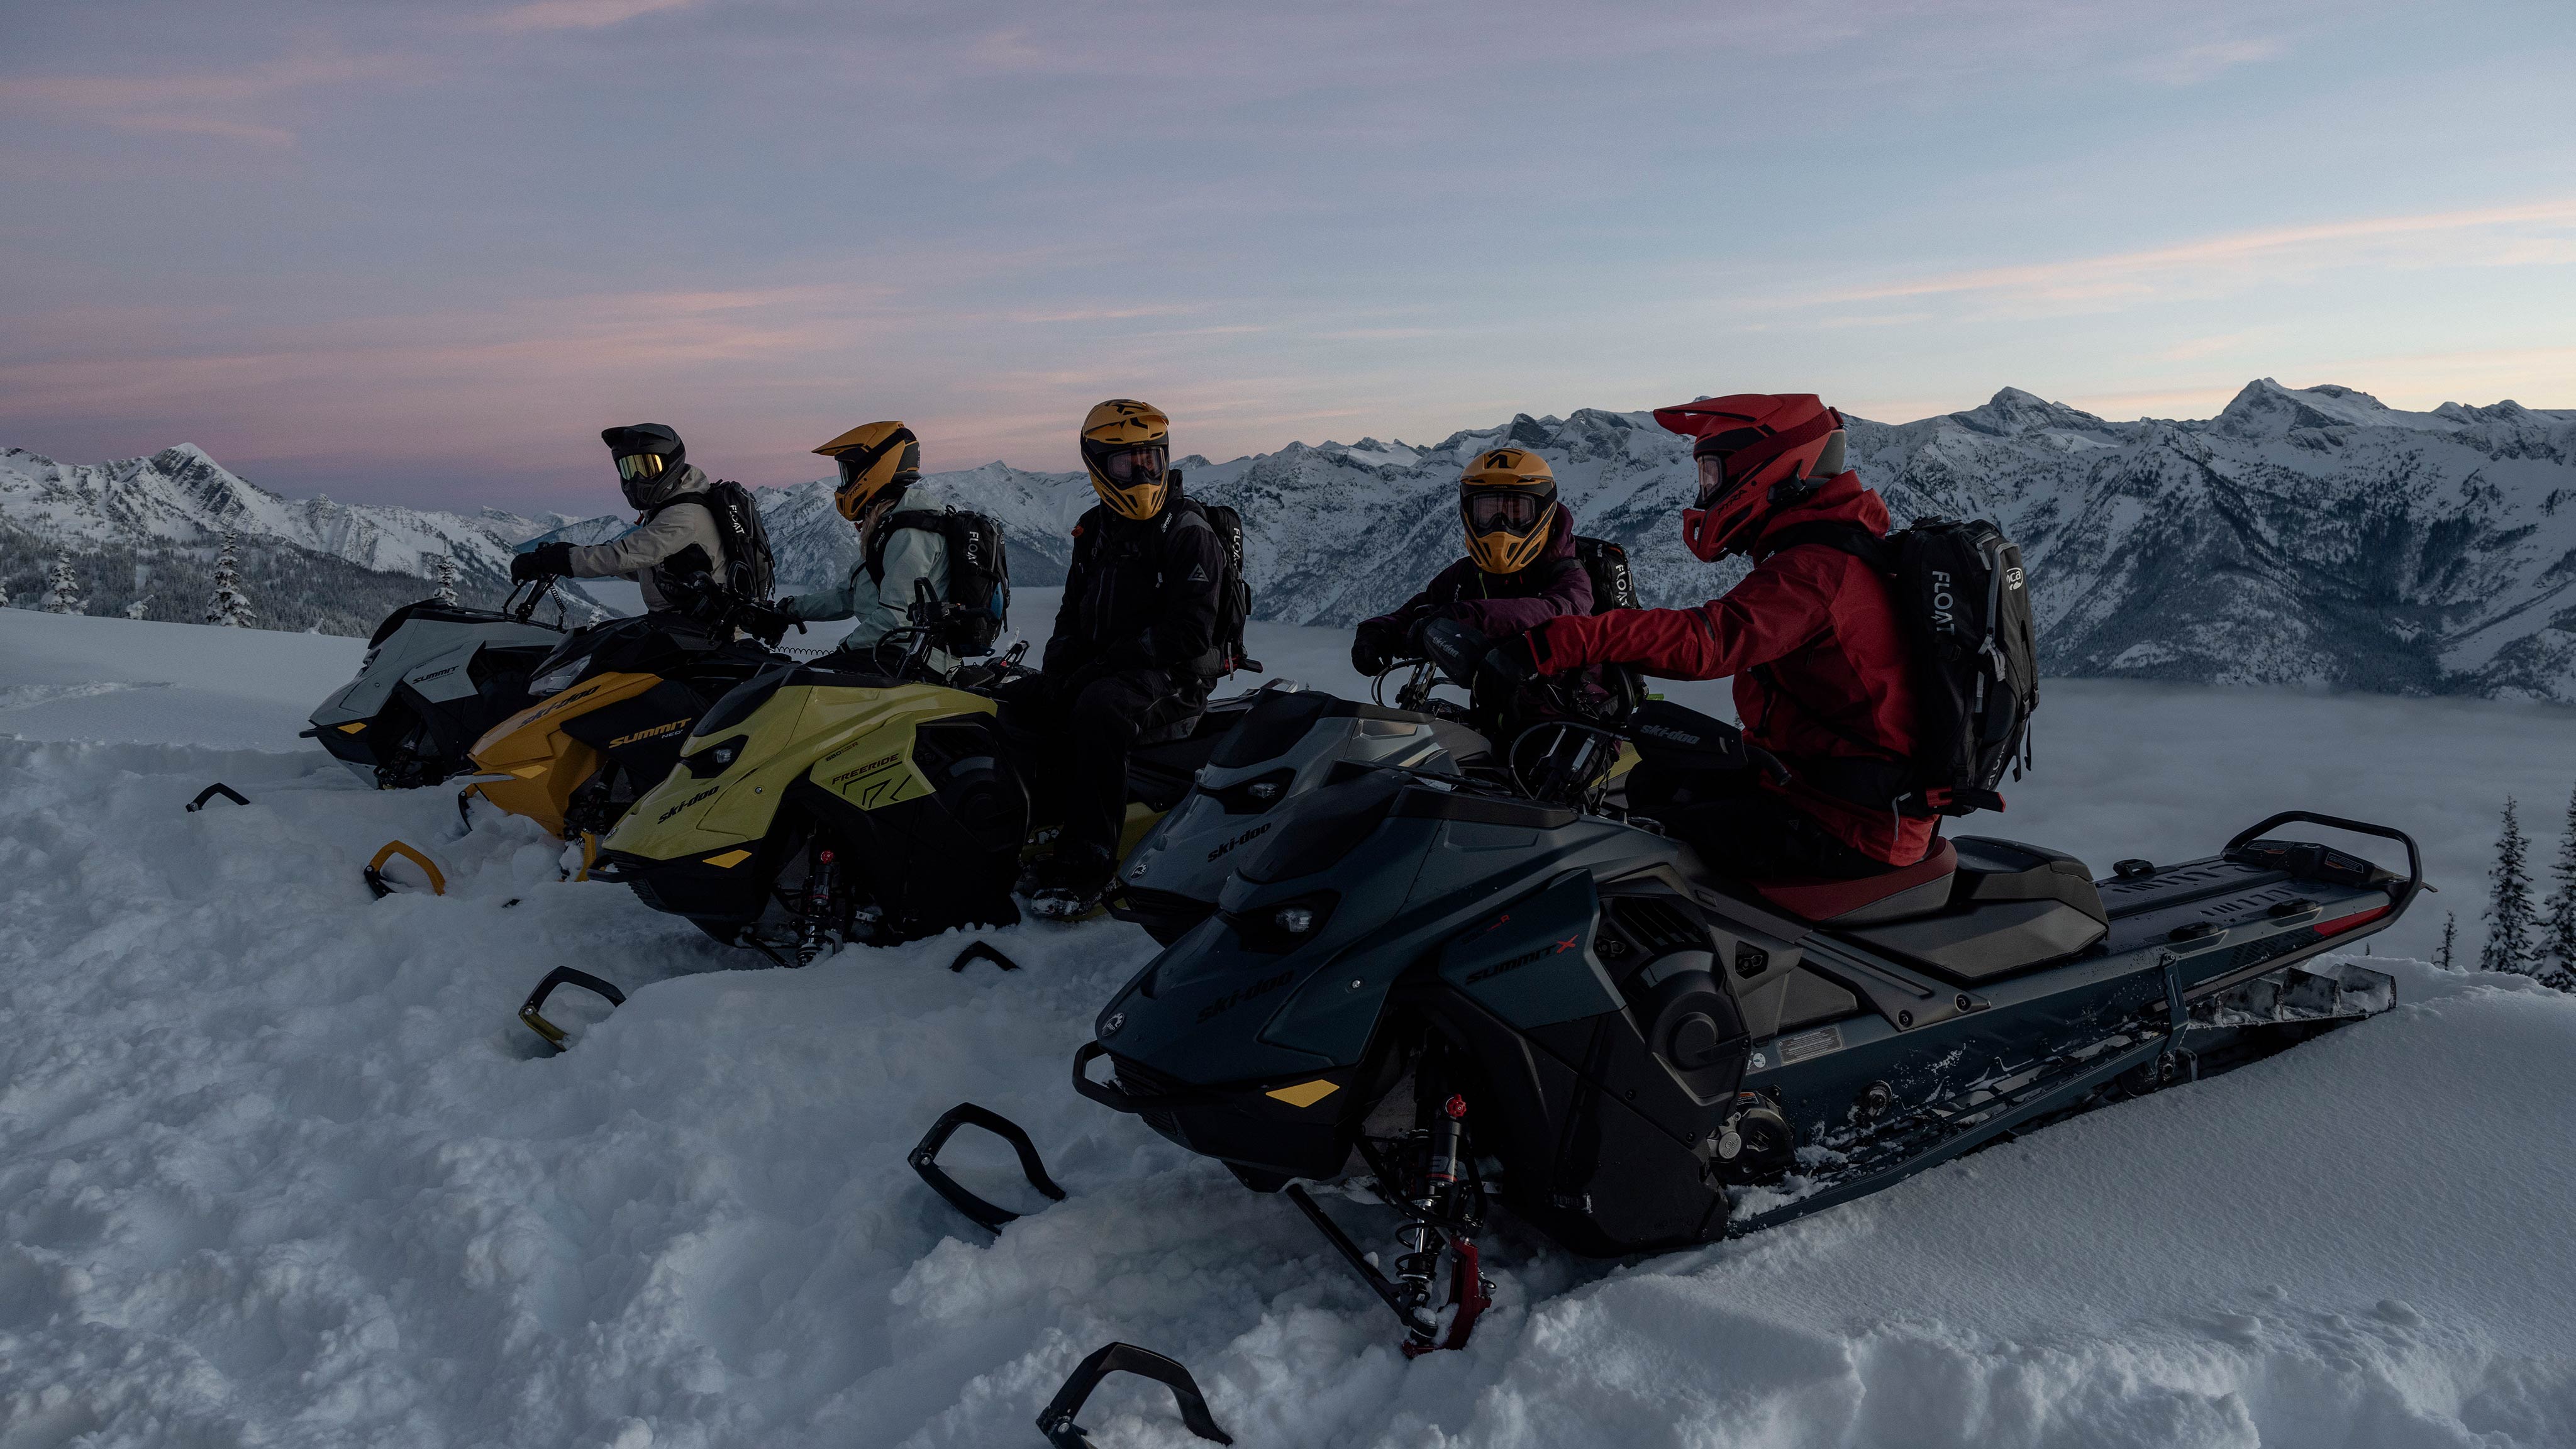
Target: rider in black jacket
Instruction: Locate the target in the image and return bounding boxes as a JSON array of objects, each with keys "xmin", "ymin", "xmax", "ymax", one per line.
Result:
[{"xmin": 1009, "ymin": 399, "xmax": 1227, "ymax": 918}]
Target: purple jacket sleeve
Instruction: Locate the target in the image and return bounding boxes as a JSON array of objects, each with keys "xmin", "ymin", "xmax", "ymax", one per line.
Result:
[
  {"xmin": 1441, "ymin": 558, "xmax": 1592, "ymax": 636},
  {"xmin": 1360, "ymin": 557, "xmax": 1477, "ymax": 638}
]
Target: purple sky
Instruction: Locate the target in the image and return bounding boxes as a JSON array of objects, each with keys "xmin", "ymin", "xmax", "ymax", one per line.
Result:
[{"xmin": 4, "ymin": 0, "xmax": 2571, "ymax": 511}]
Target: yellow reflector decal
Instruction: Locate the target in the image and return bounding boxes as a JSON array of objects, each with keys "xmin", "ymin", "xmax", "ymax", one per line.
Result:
[
  {"xmin": 704, "ymin": 849, "xmax": 752, "ymax": 869},
  {"xmin": 337, "ymin": 721, "xmax": 366, "ymax": 733},
  {"xmin": 1265, "ymin": 1079, "xmax": 1340, "ymax": 1109}
]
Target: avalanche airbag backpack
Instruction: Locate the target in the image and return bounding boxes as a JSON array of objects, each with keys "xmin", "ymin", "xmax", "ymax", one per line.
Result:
[
  {"xmin": 1200, "ymin": 501, "xmax": 1256, "ymax": 675},
  {"xmin": 652, "ymin": 479, "xmax": 777, "ymax": 602},
  {"xmin": 1768, "ymin": 517, "xmax": 2039, "ymax": 817},
  {"xmin": 868, "ymin": 506, "xmax": 1012, "ymax": 656},
  {"xmin": 1570, "ymin": 534, "xmax": 1646, "ymax": 717}
]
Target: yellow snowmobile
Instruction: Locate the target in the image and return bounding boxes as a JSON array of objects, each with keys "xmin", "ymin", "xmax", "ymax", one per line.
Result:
[{"xmin": 460, "ymin": 591, "xmax": 787, "ymax": 842}]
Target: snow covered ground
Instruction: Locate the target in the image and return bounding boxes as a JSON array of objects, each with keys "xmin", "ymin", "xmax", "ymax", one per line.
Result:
[{"xmin": 4, "ymin": 604, "xmax": 2574, "ymax": 1446}]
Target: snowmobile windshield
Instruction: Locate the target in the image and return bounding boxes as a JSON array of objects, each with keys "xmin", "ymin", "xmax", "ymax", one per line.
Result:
[
  {"xmin": 690, "ymin": 662, "xmax": 797, "ymax": 741},
  {"xmin": 1464, "ymin": 492, "xmax": 1545, "ymax": 534},
  {"xmin": 1238, "ymin": 767, "xmax": 1410, "ymax": 884}
]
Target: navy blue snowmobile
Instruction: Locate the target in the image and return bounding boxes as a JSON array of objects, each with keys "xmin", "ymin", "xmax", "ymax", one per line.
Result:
[{"xmin": 1052, "ymin": 619, "xmax": 2419, "ymax": 1355}]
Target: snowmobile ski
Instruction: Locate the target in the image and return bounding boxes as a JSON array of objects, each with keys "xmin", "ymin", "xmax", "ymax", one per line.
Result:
[
  {"xmin": 518, "ymin": 966, "xmax": 628, "ymax": 1051},
  {"xmin": 364, "ymin": 840, "xmax": 447, "ymax": 898},
  {"xmin": 908, "ymin": 1102, "xmax": 1065, "ymax": 1232},
  {"xmin": 186, "ymin": 782, "xmax": 249, "ymax": 812},
  {"xmin": 1037, "ymin": 1342, "xmax": 1233, "ymax": 1448}
]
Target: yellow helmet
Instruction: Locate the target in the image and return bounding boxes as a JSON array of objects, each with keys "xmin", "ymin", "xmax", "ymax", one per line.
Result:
[
  {"xmin": 1458, "ymin": 447, "xmax": 1558, "ymax": 574},
  {"xmin": 1080, "ymin": 399, "xmax": 1171, "ymax": 520},
  {"xmin": 813, "ymin": 421, "xmax": 921, "ymax": 521}
]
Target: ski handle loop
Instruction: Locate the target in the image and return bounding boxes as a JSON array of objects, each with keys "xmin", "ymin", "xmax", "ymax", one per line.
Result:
[
  {"xmin": 364, "ymin": 840, "xmax": 447, "ymax": 898},
  {"xmin": 2224, "ymin": 811, "xmax": 2423, "ymax": 909},
  {"xmin": 186, "ymin": 783, "xmax": 250, "ymax": 813},
  {"xmin": 907, "ymin": 1102, "xmax": 1067, "ymax": 1233},
  {"xmin": 518, "ymin": 966, "xmax": 628, "ymax": 1051},
  {"xmin": 1070, "ymin": 1041, "xmax": 1226, "ymax": 1114},
  {"xmin": 1037, "ymin": 1341, "xmax": 1234, "ymax": 1448}
]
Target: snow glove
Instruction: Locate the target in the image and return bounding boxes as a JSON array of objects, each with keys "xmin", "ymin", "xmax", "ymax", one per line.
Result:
[
  {"xmin": 1351, "ymin": 619, "xmax": 1403, "ymax": 677},
  {"xmin": 512, "ymin": 543, "xmax": 572, "ymax": 582}
]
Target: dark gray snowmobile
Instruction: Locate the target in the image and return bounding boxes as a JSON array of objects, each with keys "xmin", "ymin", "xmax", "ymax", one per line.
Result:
[
  {"xmin": 1058, "ymin": 623, "xmax": 2419, "ymax": 1354},
  {"xmin": 305, "ymin": 580, "xmax": 568, "ymax": 789}
]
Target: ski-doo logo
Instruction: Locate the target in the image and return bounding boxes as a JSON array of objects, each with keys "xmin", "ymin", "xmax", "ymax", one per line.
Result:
[
  {"xmin": 1929, "ymin": 570, "xmax": 1956, "ymax": 630},
  {"xmin": 1463, "ymin": 934, "xmax": 1581, "ymax": 984},
  {"xmin": 1195, "ymin": 970, "xmax": 1293, "ymax": 1023},
  {"xmin": 828, "ymin": 752, "xmax": 902, "ymax": 788},
  {"xmin": 609, "ymin": 719, "xmax": 689, "ymax": 748},
  {"xmin": 1635, "ymin": 723, "xmax": 1698, "ymax": 744},
  {"xmin": 657, "ymin": 785, "xmax": 720, "ymax": 824},
  {"xmin": 1206, "ymin": 821, "xmax": 1272, "ymax": 863}
]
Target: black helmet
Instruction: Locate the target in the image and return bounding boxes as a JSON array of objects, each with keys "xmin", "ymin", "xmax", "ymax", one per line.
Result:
[{"xmin": 602, "ymin": 423, "xmax": 687, "ymax": 509}]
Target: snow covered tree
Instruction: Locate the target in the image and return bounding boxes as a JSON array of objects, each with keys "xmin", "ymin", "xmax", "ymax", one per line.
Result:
[
  {"xmin": 2480, "ymin": 797, "xmax": 2537, "ymax": 975},
  {"xmin": 124, "ymin": 596, "xmax": 152, "ymax": 620},
  {"xmin": 204, "ymin": 531, "xmax": 257, "ymax": 628},
  {"xmin": 433, "ymin": 552, "xmax": 459, "ymax": 605},
  {"xmin": 44, "ymin": 557, "xmax": 84, "ymax": 614},
  {"xmin": 2436, "ymin": 913, "xmax": 2457, "ymax": 972},
  {"xmin": 2540, "ymin": 784, "xmax": 2576, "ymax": 992}
]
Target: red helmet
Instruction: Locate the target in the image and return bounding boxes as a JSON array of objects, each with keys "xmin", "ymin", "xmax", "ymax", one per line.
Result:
[{"xmin": 1653, "ymin": 394, "xmax": 1848, "ymax": 560}]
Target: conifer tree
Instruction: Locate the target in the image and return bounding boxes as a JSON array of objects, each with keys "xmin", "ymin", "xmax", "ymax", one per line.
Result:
[
  {"xmin": 2435, "ymin": 912, "xmax": 2457, "ymax": 971},
  {"xmin": 45, "ymin": 557, "xmax": 83, "ymax": 614},
  {"xmin": 2540, "ymin": 784, "xmax": 2576, "ymax": 992},
  {"xmin": 124, "ymin": 596, "xmax": 152, "ymax": 620},
  {"xmin": 204, "ymin": 530, "xmax": 257, "ymax": 628},
  {"xmin": 2480, "ymin": 797, "xmax": 2537, "ymax": 975},
  {"xmin": 433, "ymin": 553, "xmax": 459, "ymax": 605}
]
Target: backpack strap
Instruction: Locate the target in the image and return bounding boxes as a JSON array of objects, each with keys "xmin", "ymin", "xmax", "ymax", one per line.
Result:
[
  {"xmin": 1759, "ymin": 520, "xmax": 1889, "ymax": 569},
  {"xmin": 863, "ymin": 507, "xmax": 947, "ymax": 586}
]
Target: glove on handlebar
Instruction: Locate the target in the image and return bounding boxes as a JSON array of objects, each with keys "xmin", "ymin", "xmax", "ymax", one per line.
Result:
[
  {"xmin": 510, "ymin": 542, "xmax": 572, "ymax": 583},
  {"xmin": 1351, "ymin": 619, "xmax": 1401, "ymax": 677}
]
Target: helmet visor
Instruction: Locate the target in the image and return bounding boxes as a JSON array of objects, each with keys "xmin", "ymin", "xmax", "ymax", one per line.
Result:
[
  {"xmin": 1694, "ymin": 453, "xmax": 1737, "ymax": 509},
  {"xmin": 617, "ymin": 453, "xmax": 668, "ymax": 482},
  {"xmin": 1097, "ymin": 443, "xmax": 1168, "ymax": 487},
  {"xmin": 1465, "ymin": 491, "xmax": 1546, "ymax": 534}
]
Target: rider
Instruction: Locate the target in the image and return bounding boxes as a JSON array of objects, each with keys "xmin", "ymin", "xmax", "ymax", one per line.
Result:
[
  {"xmin": 1494, "ymin": 394, "xmax": 1928, "ymax": 879},
  {"xmin": 1008, "ymin": 399, "xmax": 1227, "ymax": 918},
  {"xmin": 511, "ymin": 423, "xmax": 727, "ymax": 611},
  {"xmin": 1350, "ymin": 447, "xmax": 1592, "ymax": 733},
  {"xmin": 777, "ymin": 421, "xmax": 957, "ymax": 670}
]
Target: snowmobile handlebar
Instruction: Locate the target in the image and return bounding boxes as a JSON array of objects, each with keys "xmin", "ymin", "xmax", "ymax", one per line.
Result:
[
  {"xmin": 2224, "ymin": 810, "xmax": 2423, "ymax": 909},
  {"xmin": 504, "ymin": 575, "xmax": 558, "ymax": 623}
]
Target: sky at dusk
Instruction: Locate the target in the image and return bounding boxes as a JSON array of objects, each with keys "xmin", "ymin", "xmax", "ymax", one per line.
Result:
[{"xmin": 3, "ymin": 0, "xmax": 2572, "ymax": 511}]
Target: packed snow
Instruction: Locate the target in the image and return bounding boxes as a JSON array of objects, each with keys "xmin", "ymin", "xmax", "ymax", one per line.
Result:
[{"xmin": 3, "ymin": 604, "xmax": 2573, "ymax": 1446}]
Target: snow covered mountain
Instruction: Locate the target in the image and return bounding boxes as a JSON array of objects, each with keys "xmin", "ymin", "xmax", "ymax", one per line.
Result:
[{"xmin": 11, "ymin": 378, "xmax": 2574, "ymax": 697}]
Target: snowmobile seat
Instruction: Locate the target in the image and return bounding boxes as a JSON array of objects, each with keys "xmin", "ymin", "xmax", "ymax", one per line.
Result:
[
  {"xmin": 1754, "ymin": 838, "xmax": 1958, "ymax": 924},
  {"xmin": 1836, "ymin": 836, "xmax": 2111, "ymax": 982}
]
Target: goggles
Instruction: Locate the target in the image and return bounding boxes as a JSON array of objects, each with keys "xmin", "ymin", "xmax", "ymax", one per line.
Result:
[
  {"xmin": 616, "ymin": 453, "xmax": 669, "ymax": 482},
  {"xmin": 1694, "ymin": 453, "xmax": 1741, "ymax": 508},
  {"xmin": 1465, "ymin": 491, "xmax": 1546, "ymax": 533},
  {"xmin": 1096, "ymin": 443, "xmax": 1168, "ymax": 487}
]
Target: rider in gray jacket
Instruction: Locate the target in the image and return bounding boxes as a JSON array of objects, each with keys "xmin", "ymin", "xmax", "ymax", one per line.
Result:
[
  {"xmin": 784, "ymin": 421, "xmax": 954, "ymax": 669},
  {"xmin": 511, "ymin": 424, "xmax": 727, "ymax": 611}
]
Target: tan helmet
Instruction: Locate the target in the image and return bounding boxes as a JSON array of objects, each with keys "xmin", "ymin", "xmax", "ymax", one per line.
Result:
[
  {"xmin": 1458, "ymin": 447, "xmax": 1558, "ymax": 574},
  {"xmin": 813, "ymin": 421, "xmax": 921, "ymax": 521},
  {"xmin": 1080, "ymin": 399, "xmax": 1172, "ymax": 520}
]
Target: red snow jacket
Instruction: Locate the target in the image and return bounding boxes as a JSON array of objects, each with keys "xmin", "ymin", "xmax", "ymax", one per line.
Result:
[{"xmin": 1524, "ymin": 473, "xmax": 1932, "ymax": 867}]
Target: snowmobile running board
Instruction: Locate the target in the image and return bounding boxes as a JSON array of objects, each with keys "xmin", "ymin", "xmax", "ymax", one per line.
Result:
[
  {"xmin": 364, "ymin": 840, "xmax": 447, "ymax": 898},
  {"xmin": 1037, "ymin": 1341, "xmax": 1233, "ymax": 1448},
  {"xmin": 186, "ymin": 783, "xmax": 249, "ymax": 813},
  {"xmin": 518, "ymin": 966, "xmax": 627, "ymax": 1051},
  {"xmin": 909, "ymin": 1102, "xmax": 1065, "ymax": 1231},
  {"xmin": 1731, "ymin": 955, "xmax": 2394, "ymax": 1236}
]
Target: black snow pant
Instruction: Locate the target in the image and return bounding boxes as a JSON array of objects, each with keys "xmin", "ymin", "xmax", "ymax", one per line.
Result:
[
  {"xmin": 1002, "ymin": 665, "xmax": 1207, "ymax": 870},
  {"xmin": 1624, "ymin": 762, "xmax": 1888, "ymax": 881}
]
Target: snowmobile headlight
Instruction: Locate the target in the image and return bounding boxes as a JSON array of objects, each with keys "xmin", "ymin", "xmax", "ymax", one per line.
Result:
[
  {"xmin": 1225, "ymin": 891, "xmax": 1339, "ymax": 954},
  {"xmin": 526, "ymin": 662, "xmax": 585, "ymax": 697},
  {"xmin": 684, "ymin": 735, "xmax": 750, "ymax": 778},
  {"xmin": 1249, "ymin": 781, "xmax": 1283, "ymax": 802},
  {"xmin": 1213, "ymin": 767, "xmax": 1296, "ymax": 814},
  {"xmin": 1274, "ymin": 906, "xmax": 1316, "ymax": 935}
]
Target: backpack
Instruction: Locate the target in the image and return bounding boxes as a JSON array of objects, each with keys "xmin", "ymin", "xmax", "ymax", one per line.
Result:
[
  {"xmin": 1197, "ymin": 499, "xmax": 1256, "ymax": 674},
  {"xmin": 1765, "ymin": 516, "xmax": 2038, "ymax": 817},
  {"xmin": 1568, "ymin": 535, "xmax": 1638, "ymax": 613},
  {"xmin": 653, "ymin": 479, "xmax": 777, "ymax": 602},
  {"xmin": 867, "ymin": 506, "xmax": 1012, "ymax": 656}
]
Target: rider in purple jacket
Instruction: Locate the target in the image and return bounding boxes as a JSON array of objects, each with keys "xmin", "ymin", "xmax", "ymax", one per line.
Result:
[{"xmin": 1352, "ymin": 448, "xmax": 1593, "ymax": 733}]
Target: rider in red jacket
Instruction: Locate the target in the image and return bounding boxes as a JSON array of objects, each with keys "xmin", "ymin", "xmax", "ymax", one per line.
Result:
[{"xmin": 1510, "ymin": 394, "xmax": 1932, "ymax": 876}]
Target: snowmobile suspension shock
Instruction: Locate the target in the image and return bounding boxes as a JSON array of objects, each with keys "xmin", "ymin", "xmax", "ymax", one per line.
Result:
[{"xmin": 796, "ymin": 846, "xmax": 838, "ymax": 966}]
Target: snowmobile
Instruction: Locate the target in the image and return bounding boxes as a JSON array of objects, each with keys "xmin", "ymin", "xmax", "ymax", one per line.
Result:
[
  {"xmin": 460, "ymin": 582, "xmax": 787, "ymax": 841},
  {"xmin": 1060, "ymin": 619, "xmax": 2421, "ymax": 1354},
  {"xmin": 304, "ymin": 580, "xmax": 568, "ymax": 790}
]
